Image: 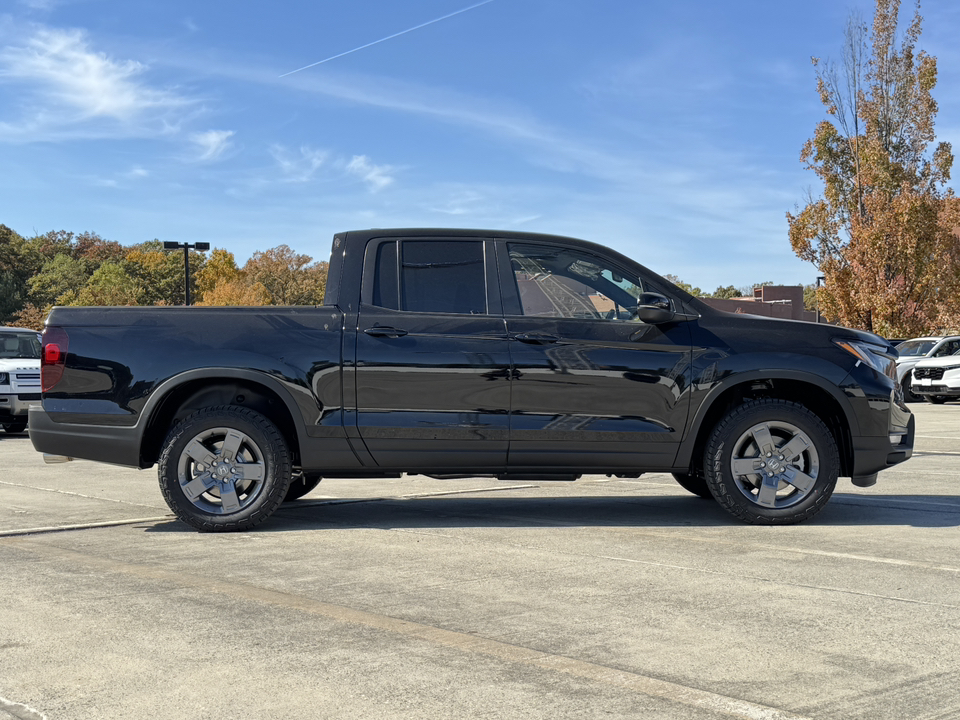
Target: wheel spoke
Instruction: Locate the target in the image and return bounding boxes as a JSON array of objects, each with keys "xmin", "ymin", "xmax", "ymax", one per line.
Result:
[
  {"xmin": 756, "ymin": 475, "xmax": 780, "ymax": 507},
  {"xmin": 219, "ymin": 430, "xmax": 245, "ymax": 463},
  {"xmin": 235, "ymin": 462, "xmax": 265, "ymax": 482},
  {"xmin": 731, "ymin": 457, "xmax": 762, "ymax": 476},
  {"xmin": 182, "ymin": 472, "xmax": 215, "ymax": 501},
  {"xmin": 219, "ymin": 480, "xmax": 241, "ymax": 513},
  {"xmin": 751, "ymin": 424, "xmax": 776, "ymax": 457},
  {"xmin": 784, "ymin": 467, "xmax": 816, "ymax": 493},
  {"xmin": 779, "ymin": 434, "xmax": 811, "ymax": 463},
  {"xmin": 184, "ymin": 439, "xmax": 217, "ymax": 467}
]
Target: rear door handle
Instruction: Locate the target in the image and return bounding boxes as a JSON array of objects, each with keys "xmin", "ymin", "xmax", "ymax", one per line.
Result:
[
  {"xmin": 364, "ymin": 326, "xmax": 408, "ymax": 338},
  {"xmin": 513, "ymin": 332, "xmax": 560, "ymax": 344}
]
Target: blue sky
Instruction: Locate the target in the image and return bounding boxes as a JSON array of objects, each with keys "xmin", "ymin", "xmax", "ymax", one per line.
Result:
[{"xmin": 2, "ymin": 0, "xmax": 959, "ymax": 290}]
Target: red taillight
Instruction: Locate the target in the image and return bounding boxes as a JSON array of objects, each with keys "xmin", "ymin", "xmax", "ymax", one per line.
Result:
[
  {"xmin": 41, "ymin": 326, "xmax": 69, "ymax": 393},
  {"xmin": 44, "ymin": 344, "xmax": 62, "ymax": 364}
]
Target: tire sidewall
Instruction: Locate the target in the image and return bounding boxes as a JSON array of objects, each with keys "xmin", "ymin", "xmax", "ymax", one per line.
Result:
[
  {"xmin": 705, "ymin": 400, "xmax": 839, "ymax": 524},
  {"xmin": 158, "ymin": 406, "xmax": 292, "ymax": 531}
]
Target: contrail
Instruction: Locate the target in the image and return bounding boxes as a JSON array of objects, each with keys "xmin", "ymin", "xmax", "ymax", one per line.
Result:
[{"xmin": 279, "ymin": 0, "xmax": 496, "ymax": 78}]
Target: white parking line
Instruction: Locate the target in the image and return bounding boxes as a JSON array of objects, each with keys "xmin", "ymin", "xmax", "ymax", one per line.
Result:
[
  {"xmin": 0, "ymin": 479, "xmax": 165, "ymax": 510},
  {"xmin": 0, "ymin": 696, "xmax": 47, "ymax": 720},
  {"xmin": 0, "ymin": 516, "xmax": 172, "ymax": 538}
]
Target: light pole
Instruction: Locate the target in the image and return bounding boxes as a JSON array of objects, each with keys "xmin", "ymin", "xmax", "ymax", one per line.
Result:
[
  {"xmin": 163, "ymin": 241, "xmax": 210, "ymax": 306},
  {"xmin": 816, "ymin": 275, "xmax": 825, "ymax": 324}
]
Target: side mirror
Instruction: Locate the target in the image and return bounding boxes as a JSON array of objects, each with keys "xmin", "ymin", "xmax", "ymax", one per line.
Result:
[{"xmin": 636, "ymin": 292, "xmax": 675, "ymax": 324}]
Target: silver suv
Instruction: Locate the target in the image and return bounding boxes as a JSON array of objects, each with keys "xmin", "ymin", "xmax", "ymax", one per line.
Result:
[{"xmin": 895, "ymin": 336, "xmax": 960, "ymax": 402}]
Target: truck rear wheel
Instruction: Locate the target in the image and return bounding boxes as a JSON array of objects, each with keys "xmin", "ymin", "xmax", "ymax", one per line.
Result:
[
  {"xmin": 158, "ymin": 406, "xmax": 292, "ymax": 532},
  {"xmin": 704, "ymin": 399, "xmax": 839, "ymax": 525}
]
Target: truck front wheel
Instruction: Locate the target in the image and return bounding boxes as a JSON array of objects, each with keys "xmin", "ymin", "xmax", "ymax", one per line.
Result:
[
  {"xmin": 158, "ymin": 406, "xmax": 292, "ymax": 532},
  {"xmin": 704, "ymin": 399, "xmax": 839, "ymax": 525}
]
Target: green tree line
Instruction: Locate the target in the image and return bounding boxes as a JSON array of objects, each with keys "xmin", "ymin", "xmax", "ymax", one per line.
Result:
[{"xmin": 0, "ymin": 225, "xmax": 328, "ymax": 331}]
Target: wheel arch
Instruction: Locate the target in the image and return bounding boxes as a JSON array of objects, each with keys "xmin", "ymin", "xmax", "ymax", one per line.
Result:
[
  {"xmin": 138, "ymin": 369, "xmax": 305, "ymax": 469},
  {"xmin": 678, "ymin": 372, "xmax": 856, "ymax": 479}
]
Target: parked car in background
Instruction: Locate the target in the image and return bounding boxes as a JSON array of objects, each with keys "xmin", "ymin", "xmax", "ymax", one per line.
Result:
[
  {"xmin": 910, "ymin": 349, "xmax": 960, "ymax": 404},
  {"xmin": 0, "ymin": 327, "xmax": 42, "ymax": 434},
  {"xmin": 894, "ymin": 336, "xmax": 960, "ymax": 402}
]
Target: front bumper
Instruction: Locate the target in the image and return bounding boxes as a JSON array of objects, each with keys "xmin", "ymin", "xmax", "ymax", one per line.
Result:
[
  {"xmin": 850, "ymin": 412, "xmax": 915, "ymax": 478},
  {"xmin": 911, "ymin": 383, "xmax": 960, "ymax": 397},
  {"xmin": 0, "ymin": 392, "xmax": 41, "ymax": 419}
]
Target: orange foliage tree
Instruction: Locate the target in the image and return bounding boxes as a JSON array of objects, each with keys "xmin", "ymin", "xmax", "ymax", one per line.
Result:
[{"xmin": 787, "ymin": 0, "xmax": 960, "ymax": 337}]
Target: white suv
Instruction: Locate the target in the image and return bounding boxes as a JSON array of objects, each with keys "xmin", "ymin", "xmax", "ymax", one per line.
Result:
[
  {"xmin": 911, "ymin": 349, "xmax": 960, "ymax": 404},
  {"xmin": 895, "ymin": 336, "xmax": 960, "ymax": 402},
  {"xmin": 0, "ymin": 327, "xmax": 42, "ymax": 434}
]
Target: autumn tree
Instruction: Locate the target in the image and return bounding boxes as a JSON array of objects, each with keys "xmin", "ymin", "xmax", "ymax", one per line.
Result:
[
  {"xmin": 787, "ymin": 0, "xmax": 960, "ymax": 337},
  {"xmin": 243, "ymin": 245, "xmax": 327, "ymax": 305},
  {"xmin": 195, "ymin": 248, "xmax": 270, "ymax": 306},
  {"xmin": 66, "ymin": 262, "xmax": 139, "ymax": 306},
  {"xmin": 121, "ymin": 240, "xmax": 208, "ymax": 306}
]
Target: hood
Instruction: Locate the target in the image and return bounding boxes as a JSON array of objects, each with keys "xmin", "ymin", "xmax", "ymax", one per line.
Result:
[
  {"xmin": 912, "ymin": 355, "xmax": 960, "ymax": 369},
  {"xmin": 0, "ymin": 358, "xmax": 40, "ymax": 372}
]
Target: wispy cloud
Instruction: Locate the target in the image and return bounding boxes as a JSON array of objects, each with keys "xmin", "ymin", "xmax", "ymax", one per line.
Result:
[
  {"xmin": 270, "ymin": 144, "xmax": 328, "ymax": 182},
  {"xmin": 191, "ymin": 129, "xmax": 235, "ymax": 161},
  {"xmin": 0, "ymin": 25, "xmax": 192, "ymax": 140},
  {"xmin": 343, "ymin": 155, "xmax": 395, "ymax": 192},
  {"xmin": 268, "ymin": 145, "xmax": 394, "ymax": 190}
]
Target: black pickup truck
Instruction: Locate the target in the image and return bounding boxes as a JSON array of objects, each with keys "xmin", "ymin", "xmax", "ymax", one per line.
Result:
[{"xmin": 30, "ymin": 228, "xmax": 914, "ymax": 531}]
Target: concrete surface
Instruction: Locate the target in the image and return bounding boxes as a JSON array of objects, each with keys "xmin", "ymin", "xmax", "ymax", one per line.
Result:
[{"xmin": 1, "ymin": 402, "xmax": 958, "ymax": 719}]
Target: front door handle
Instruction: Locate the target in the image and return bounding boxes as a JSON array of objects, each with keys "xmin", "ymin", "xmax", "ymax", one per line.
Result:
[
  {"xmin": 513, "ymin": 332, "xmax": 560, "ymax": 344},
  {"xmin": 364, "ymin": 326, "xmax": 408, "ymax": 338}
]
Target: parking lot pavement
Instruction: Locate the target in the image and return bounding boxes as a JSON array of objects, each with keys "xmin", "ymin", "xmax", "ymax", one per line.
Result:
[{"xmin": 1, "ymin": 403, "xmax": 959, "ymax": 720}]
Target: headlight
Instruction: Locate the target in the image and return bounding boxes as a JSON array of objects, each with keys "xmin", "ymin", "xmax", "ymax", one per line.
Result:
[
  {"xmin": 834, "ymin": 339, "xmax": 897, "ymax": 380},
  {"xmin": 0, "ymin": 372, "xmax": 8, "ymax": 384},
  {"xmin": 939, "ymin": 364, "xmax": 960, "ymax": 372}
]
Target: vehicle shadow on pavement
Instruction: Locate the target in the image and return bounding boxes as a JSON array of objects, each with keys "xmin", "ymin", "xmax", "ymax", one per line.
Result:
[{"xmin": 144, "ymin": 493, "xmax": 960, "ymax": 533}]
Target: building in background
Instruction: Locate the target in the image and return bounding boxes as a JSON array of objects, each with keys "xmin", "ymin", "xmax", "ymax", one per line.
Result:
[{"xmin": 701, "ymin": 286, "xmax": 820, "ymax": 323}]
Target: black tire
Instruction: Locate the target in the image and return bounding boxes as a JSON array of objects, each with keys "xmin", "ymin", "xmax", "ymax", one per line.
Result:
[
  {"xmin": 925, "ymin": 395, "xmax": 947, "ymax": 404},
  {"xmin": 2, "ymin": 421, "xmax": 27, "ymax": 434},
  {"xmin": 900, "ymin": 377, "xmax": 921, "ymax": 403},
  {"xmin": 284, "ymin": 473, "xmax": 322, "ymax": 502},
  {"xmin": 671, "ymin": 470, "xmax": 713, "ymax": 499},
  {"xmin": 704, "ymin": 399, "xmax": 839, "ymax": 525},
  {"xmin": 158, "ymin": 406, "xmax": 292, "ymax": 532}
]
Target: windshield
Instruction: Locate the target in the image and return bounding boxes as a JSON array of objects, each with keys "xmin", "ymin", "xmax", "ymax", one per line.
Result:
[
  {"xmin": 896, "ymin": 339, "xmax": 936, "ymax": 357},
  {"xmin": 0, "ymin": 332, "xmax": 41, "ymax": 360}
]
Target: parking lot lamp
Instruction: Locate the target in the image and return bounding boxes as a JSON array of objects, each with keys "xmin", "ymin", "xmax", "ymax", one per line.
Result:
[
  {"xmin": 162, "ymin": 241, "xmax": 211, "ymax": 306},
  {"xmin": 816, "ymin": 275, "xmax": 826, "ymax": 324}
]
